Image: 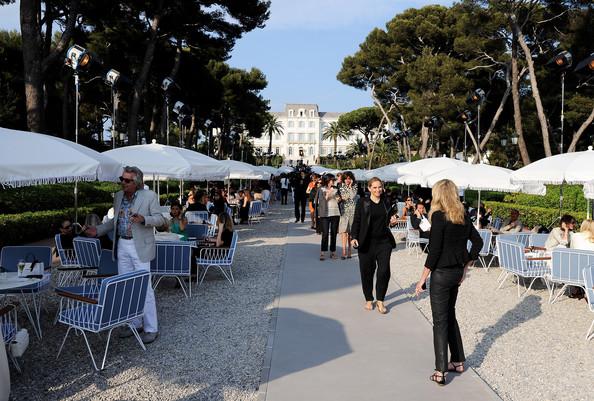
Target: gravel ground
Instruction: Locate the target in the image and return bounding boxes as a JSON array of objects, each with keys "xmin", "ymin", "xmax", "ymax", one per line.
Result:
[
  {"xmin": 9, "ymin": 207, "xmax": 289, "ymax": 401},
  {"xmin": 390, "ymin": 242, "xmax": 594, "ymax": 401}
]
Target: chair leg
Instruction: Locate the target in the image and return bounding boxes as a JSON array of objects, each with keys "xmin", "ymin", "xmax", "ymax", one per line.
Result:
[
  {"xmin": 550, "ymin": 284, "xmax": 568, "ymax": 304},
  {"xmin": 497, "ymin": 272, "xmax": 510, "ymax": 289},
  {"xmin": 56, "ymin": 326, "xmax": 73, "ymax": 359},
  {"xmin": 586, "ymin": 319, "xmax": 594, "ymax": 341},
  {"xmin": 174, "ymin": 276, "xmax": 189, "ymax": 298},
  {"xmin": 199, "ymin": 265, "xmax": 212, "ymax": 285},
  {"xmin": 79, "ymin": 329, "xmax": 99, "ymax": 371},
  {"xmin": 520, "ymin": 277, "xmax": 539, "ymax": 298},
  {"xmin": 7, "ymin": 347, "xmax": 21, "ymax": 373},
  {"xmin": 19, "ymin": 294, "xmax": 41, "ymax": 340},
  {"xmin": 100, "ymin": 328, "xmax": 115, "ymax": 370},
  {"xmin": 152, "ymin": 276, "xmax": 164, "ymax": 291},
  {"xmin": 128, "ymin": 323, "xmax": 147, "ymax": 351}
]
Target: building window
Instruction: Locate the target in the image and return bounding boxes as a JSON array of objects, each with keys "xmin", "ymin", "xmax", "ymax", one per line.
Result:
[
  {"xmin": 275, "ymin": 147, "xmax": 280, "ymax": 155},
  {"xmin": 309, "ymin": 110, "xmax": 315, "ymax": 117},
  {"xmin": 309, "ymin": 146, "xmax": 314, "ymax": 156},
  {"xmin": 288, "ymin": 147, "xmax": 293, "ymax": 156},
  {"xmin": 298, "ymin": 121, "xmax": 305, "ymax": 128},
  {"xmin": 308, "ymin": 121, "xmax": 315, "ymax": 128},
  {"xmin": 288, "ymin": 121, "xmax": 294, "ymax": 128},
  {"xmin": 298, "ymin": 147, "xmax": 304, "ymax": 157},
  {"xmin": 288, "ymin": 109, "xmax": 294, "ymax": 117},
  {"xmin": 299, "ymin": 109, "xmax": 305, "ymax": 117}
]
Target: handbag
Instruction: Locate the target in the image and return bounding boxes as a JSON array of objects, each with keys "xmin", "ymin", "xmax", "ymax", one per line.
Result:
[{"xmin": 419, "ymin": 217, "xmax": 431, "ymax": 232}]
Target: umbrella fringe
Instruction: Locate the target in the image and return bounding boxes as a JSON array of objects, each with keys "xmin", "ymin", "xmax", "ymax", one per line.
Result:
[{"xmin": 0, "ymin": 175, "xmax": 96, "ymax": 188}]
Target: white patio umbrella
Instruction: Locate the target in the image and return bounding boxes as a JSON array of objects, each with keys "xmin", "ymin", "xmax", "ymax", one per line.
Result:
[
  {"xmin": 102, "ymin": 140, "xmax": 229, "ymax": 181},
  {"xmin": 364, "ymin": 162, "xmax": 408, "ymax": 182},
  {"xmin": 219, "ymin": 160, "xmax": 268, "ymax": 180},
  {"xmin": 426, "ymin": 163, "xmax": 545, "ymax": 226},
  {"xmin": 396, "ymin": 156, "xmax": 466, "ymax": 186},
  {"xmin": 309, "ymin": 165, "xmax": 339, "ymax": 176},
  {"xmin": 276, "ymin": 166, "xmax": 294, "ymax": 174},
  {"xmin": 0, "ymin": 127, "xmax": 121, "ymax": 187}
]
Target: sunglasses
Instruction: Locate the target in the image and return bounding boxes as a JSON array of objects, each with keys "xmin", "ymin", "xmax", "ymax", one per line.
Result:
[
  {"xmin": 61, "ymin": 225, "xmax": 72, "ymax": 230},
  {"xmin": 119, "ymin": 176, "xmax": 134, "ymax": 184}
]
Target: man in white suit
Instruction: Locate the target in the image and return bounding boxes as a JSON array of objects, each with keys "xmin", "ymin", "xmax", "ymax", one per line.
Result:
[{"xmin": 85, "ymin": 166, "xmax": 166, "ymax": 344}]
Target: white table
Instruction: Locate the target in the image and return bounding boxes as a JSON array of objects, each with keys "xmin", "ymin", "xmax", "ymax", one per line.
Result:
[{"xmin": 0, "ymin": 272, "xmax": 41, "ymax": 291}]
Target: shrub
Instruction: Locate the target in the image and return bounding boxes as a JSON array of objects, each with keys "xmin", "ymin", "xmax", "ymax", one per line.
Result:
[
  {"xmin": 503, "ymin": 184, "xmax": 588, "ymax": 211},
  {"xmin": 485, "ymin": 201, "xmax": 587, "ymax": 229},
  {"xmin": 0, "ymin": 202, "xmax": 111, "ymax": 249}
]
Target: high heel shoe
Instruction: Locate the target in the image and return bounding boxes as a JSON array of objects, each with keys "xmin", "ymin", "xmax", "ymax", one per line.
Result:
[
  {"xmin": 364, "ymin": 301, "xmax": 374, "ymax": 311},
  {"xmin": 448, "ymin": 362, "xmax": 464, "ymax": 373},
  {"xmin": 429, "ymin": 372, "xmax": 446, "ymax": 386},
  {"xmin": 376, "ymin": 301, "xmax": 387, "ymax": 314}
]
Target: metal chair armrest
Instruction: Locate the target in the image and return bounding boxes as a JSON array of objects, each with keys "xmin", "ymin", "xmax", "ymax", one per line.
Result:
[{"xmin": 55, "ymin": 289, "xmax": 98, "ymax": 304}]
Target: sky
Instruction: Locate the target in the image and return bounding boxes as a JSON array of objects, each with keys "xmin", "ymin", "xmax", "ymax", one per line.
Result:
[{"xmin": 0, "ymin": 0, "xmax": 454, "ymax": 112}]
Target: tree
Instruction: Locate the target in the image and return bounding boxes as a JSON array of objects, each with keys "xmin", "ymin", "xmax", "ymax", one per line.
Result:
[
  {"xmin": 264, "ymin": 113, "xmax": 284, "ymax": 162},
  {"xmin": 0, "ymin": 30, "xmax": 25, "ymax": 129},
  {"xmin": 338, "ymin": 107, "xmax": 381, "ymax": 168},
  {"xmin": 322, "ymin": 121, "xmax": 350, "ymax": 162}
]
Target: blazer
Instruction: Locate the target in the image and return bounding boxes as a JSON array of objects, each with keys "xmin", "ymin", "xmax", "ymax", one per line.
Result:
[
  {"xmin": 96, "ymin": 189, "xmax": 167, "ymax": 263},
  {"xmin": 424, "ymin": 210, "xmax": 482, "ymax": 271},
  {"xmin": 351, "ymin": 195, "xmax": 397, "ymax": 252}
]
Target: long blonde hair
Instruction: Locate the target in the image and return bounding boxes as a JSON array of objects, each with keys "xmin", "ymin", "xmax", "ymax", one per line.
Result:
[
  {"xmin": 429, "ymin": 179, "xmax": 465, "ymax": 225},
  {"xmin": 581, "ymin": 219, "xmax": 594, "ymax": 243}
]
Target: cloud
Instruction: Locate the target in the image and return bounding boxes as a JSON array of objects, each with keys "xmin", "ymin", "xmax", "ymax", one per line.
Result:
[{"xmin": 265, "ymin": 0, "xmax": 453, "ymax": 31}]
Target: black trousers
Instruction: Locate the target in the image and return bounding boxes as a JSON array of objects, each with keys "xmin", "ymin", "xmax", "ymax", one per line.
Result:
[
  {"xmin": 294, "ymin": 197, "xmax": 307, "ymax": 221},
  {"xmin": 281, "ymin": 189, "xmax": 288, "ymax": 204},
  {"xmin": 429, "ymin": 266, "xmax": 465, "ymax": 373},
  {"xmin": 358, "ymin": 239, "xmax": 392, "ymax": 302},
  {"xmin": 320, "ymin": 216, "xmax": 340, "ymax": 252}
]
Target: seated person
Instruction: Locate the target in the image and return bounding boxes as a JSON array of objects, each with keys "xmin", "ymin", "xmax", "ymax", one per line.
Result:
[
  {"xmin": 55, "ymin": 219, "xmax": 75, "ymax": 254},
  {"xmin": 85, "ymin": 213, "xmax": 112, "ymax": 249},
  {"xmin": 544, "ymin": 214, "xmax": 575, "ymax": 250},
  {"xmin": 169, "ymin": 202, "xmax": 188, "ymax": 240},
  {"xmin": 571, "ymin": 219, "xmax": 594, "ymax": 251},
  {"xmin": 186, "ymin": 190, "xmax": 208, "ymax": 212},
  {"xmin": 205, "ymin": 212, "xmax": 234, "ymax": 248},
  {"xmin": 410, "ymin": 202, "xmax": 430, "ymax": 239},
  {"xmin": 478, "ymin": 203, "xmax": 492, "ymax": 229},
  {"xmin": 401, "ymin": 197, "xmax": 415, "ymax": 219},
  {"xmin": 498, "ymin": 209, "xmax": 524, "ymax": 233}
]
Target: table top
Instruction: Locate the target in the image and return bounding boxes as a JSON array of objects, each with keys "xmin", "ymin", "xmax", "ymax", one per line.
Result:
[{"xmin": 0, "ymin": 272, "xmax": 42, "ymax": 291}]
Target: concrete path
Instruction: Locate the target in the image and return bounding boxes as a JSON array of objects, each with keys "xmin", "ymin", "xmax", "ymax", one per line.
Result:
[{"xmin": 259, "ymin": 222, "xmax": 501, "ymax": 401}]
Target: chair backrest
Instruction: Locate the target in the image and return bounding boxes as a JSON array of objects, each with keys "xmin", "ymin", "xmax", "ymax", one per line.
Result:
[
  {"xmin": 551, "ymin": 247, "xmax": 594, "ymax": 286},
  {"xmin": 97, "ymin": 270, "xmax": 150, "ymax": 327},
  {"xmin": 582, "ymin": 265, "xmax": 594, "ymax": 312},
  {"xmin": 186, "ymin": 224, "xmax": 208, "ymax": 239},
  {"xmin": 98, "ymin": 249, "xmax": 119, "ymax": 276},
  {"xmin": 226, "ymin": 232, "xmax": 239, "ymax": 262},
  {"xmin": 0, "ymin": 246, "xmax": 52, "ymax": 272},
  {"xmin": 498, "ymin": 233, "xmax": 531, "ymax": 248},
  {"xmin": 55, "ymin": 234, "xmax": 77, "ymax": 265},
  {"xmin": 73, "ymin": 237, "xmax": 102, "ymax": 269},
  {"xmin": 186, "ymin": 211, "xmax": 209, "ymax": 224},
  {"xmin": 225, "ymin": 205, "xmax": 233, "ymax": 217},
  {"xmin": 397, "ymin": 202, "xmax": 405, "ymax": 217},
  {"xmin": 405, "ymin": 216, "xmax": 413, "ymax": 230},
  {"xmin": 492, "ymin": 217, "xmax": 503, "ymax": 230},
  {"xmin": 151, "ymin": 242, "xmax": 192, "ymax": 275},
  {"xmin": 529, "ymin": 233, "xmax": 549, "ymax": 248},
  {"xmin": 497, "ymin": 239, "xmax": 526, "ymax": 274},
  {"xmin": 250, "ymin": 201, "xmax": 262, "ymax": 215},
  {"xmin": 478, "ymin": 229, "xmax": 492, "ymax": 255}
]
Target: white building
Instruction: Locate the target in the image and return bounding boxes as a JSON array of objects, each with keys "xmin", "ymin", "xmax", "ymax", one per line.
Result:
[{"xmin": 251, "ymin": 103, "xmax": 363, "ymax": 166}]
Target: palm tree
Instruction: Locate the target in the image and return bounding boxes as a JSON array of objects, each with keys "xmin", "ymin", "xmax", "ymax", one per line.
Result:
[
  {"xmin": 323, "ymin": 121, "xmax": 350, "ymax": 162},
  {"xmin": 347, "ymin": 137, "xmax": 367, "ymax": 157},
  {"xmin": 264, "ymin": 114, "xmax": 284, "ymax": 164}
]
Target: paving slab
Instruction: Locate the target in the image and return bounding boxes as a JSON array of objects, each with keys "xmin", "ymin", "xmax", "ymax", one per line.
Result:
[{"xmin": 261, "ymin": 222, "xmax": 501, "ymax": 401}]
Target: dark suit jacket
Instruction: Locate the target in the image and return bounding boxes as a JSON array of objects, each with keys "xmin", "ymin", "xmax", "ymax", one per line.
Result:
[
  {"xmin": 351, "ymin": 195, "xmax": 397, "ymax": 252},
  {"xmin": 424, "ymin": 210, "xmax": 482, "ymax": 271}
]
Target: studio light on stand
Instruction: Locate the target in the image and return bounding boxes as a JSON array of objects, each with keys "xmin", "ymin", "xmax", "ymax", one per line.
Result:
[
  {"xmin": 457, "ymin": 110, "xmax": 473, "ymax": 161},
  {"xmin": 161, "ymin": 77, "xmax": 177, "ymax": 146},
  {"xmin": 467, "ymin": 89, "xmax": 486, "ymax": 160},
  {"xmin": 172, "ymin": 101, "xmax": 191, "ymax": 148},
  {"xmin": 547, "ymin": 50, "xmax": 573, "ymax": 153},
  {"xmin": 105, "ymin": 69, "xmax": 121, "ymax": 149}
]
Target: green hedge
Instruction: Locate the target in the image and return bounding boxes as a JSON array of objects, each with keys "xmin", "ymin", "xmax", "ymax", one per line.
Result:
[
  {"xmin": 0, "ymin": 202, "xmax": 112, "ymax": 248},
  {"xmin": 484, "ymin": 201, "xmax": 587, "ymax": 229},
  {"xmin": 0, "ymin": 182, "xmax": 118, "ymax": 214},
  {"xmin": 503, "ymin": 184, "xmax": 588, "ymax": 211}
]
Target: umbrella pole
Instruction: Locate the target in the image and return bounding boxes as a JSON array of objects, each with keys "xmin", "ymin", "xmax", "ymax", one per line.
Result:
[
  {"xmin": 74, "ymin": 180, "xmax": 78, "ymax": 224},
  {"xmin": 180, "ymin": 179, "xmax": 183, "ymax": 204},
  {"xmin": 152, "ymin": 174, "xmax": 156, "ymax": 193},
  {"xmin": 476, "ymin": 190, "xmax": 481, "ymax": 228}
]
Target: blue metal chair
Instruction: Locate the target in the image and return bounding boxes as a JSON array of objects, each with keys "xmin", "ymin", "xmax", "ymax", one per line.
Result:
[
  {"xmin": 55, "ymin": 270, "xmax": 151, "ymax": 371},
  {"xmin": 497, "ymin": 239, "xmax": 550, "ymax": 297},
  {"xmin": 549, "ymin": 248, "xmax": 594, "ymax": 303},
  {"xmin": 248, "ymin": 201, "xmax": 263, "ymax": 224},
  {"xmin": 582, "ymin": 265, "xmax": 594, "ymax": 341},
  {"xmin": 467, "ymin": 229, "xmax": 492, "ymax": 270},
  {"xmin": 529, "ymin": 233, "xmax": 549, "ymax": 248},
  {"xmin": 151, "ymin": 242, "xmax": 193, "ymax": 297},
  {"xmin": 186, "ymin": 224, "xmax": 208, "ymax": 240},
  {"xmin": 196, "ymin": 232, "xmax": 239, "ymax": 285},
  {"xmin": 185, "ymin": 211, "xmax": 209, "ymax": 224},
  {"xmin": 0, "ymin": 246, "xmax": 52, "ymax": 339},
  {"xmin": 0, "ymin": 303, "xmax": 20, "ymax": 372},
  {"xmin": 73, "ymin": 237, "xmax": 101, "ymax": 270},
  {"xmin": 488, "ymin": 233, "xmax": 532, "ymax": 269}
]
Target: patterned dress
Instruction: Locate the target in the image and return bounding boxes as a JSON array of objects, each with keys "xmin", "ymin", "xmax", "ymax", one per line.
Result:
[{"xmin": 339, "ymin": 183, "xmax": 358, "ymax": 233}]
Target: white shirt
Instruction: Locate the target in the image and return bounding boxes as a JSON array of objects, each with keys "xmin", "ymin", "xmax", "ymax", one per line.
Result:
[
  {"xmin": 280, "ymin": 178, "xmax": 289, "ymax": 189},
  {"xmin": 570, "ymin": 232, "xmax": 594, "ymax": 252}
]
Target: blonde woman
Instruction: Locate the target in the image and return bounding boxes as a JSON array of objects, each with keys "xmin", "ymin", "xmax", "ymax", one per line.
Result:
[
  {"xmin": 571, "ymin": 219, "xmax": 594, "ymax": 251},
  {"xmin": 414, "ymin": 179, "xmax": 482, "ymax": 386}
]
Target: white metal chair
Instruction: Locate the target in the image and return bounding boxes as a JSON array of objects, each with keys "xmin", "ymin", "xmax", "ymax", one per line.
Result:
[
  {"xmin": 151, "ymin": 242, "xmax": 193, "ymax": 297},
  {"xmin": 529, "ymin": 233, "xmax": 549, "ymax": 248},
  {"xmin": 467, "ymin": 229, "xmax": 492, "ymax": 270},
  {"xmin": 549, "ymin": 248, "xmax": 594, "ymax": 303},
  {"xmin": 54, "ymin": 234, "xmax": 82, "ymax": 286},
  {"xmin": 55, "ymin": 270, "xmax": 151, "ymax": 371},
  {"xmin": 497, "ymin": 239, "xmax": 550, "ymax": 297},
  {"xmin": 196, "ymin": 232, "xmax": 239, "ymax": 285},
  {"xmin": 581, "ymin": 265, "xmax": 594, "ymax": 341},
  {"xmin": 0, "ymin": 303, "xmax": 20, "ymax": 372},
  {"xmin": 405, "ymin": 217, "xmax": 428, "ymax": 257}
]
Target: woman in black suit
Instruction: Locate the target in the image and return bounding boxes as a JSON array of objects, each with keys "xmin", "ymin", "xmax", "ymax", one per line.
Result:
[
  {"xmin": 351, "ymin": 177, "xmax": 398, "ymax": 314},
  {"xmin": 414, "ymin": 179, "xmax": 482, "ymax": 386}
]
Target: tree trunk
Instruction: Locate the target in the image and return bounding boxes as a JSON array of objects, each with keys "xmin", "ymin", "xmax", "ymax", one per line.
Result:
[
  {"xmin": 419, "ymin": 125, "xmax": 429, "ymax": 158},
  {"xmin": 21, "ymin": 0, "xmax": 44, "ymax": 132},
  {"xmin": 128, "ymin": 3, "xmax": 163, "ymax": 144},
  {"xmin": 149, "ymin": 103, "xmax": 159, "ymax": 143},
  {"xmin": 512, "ymin": 17, "xmax": 552, "ymax": 157},
  {"xmin": 567, "ymin": 107, "xmax": 594, "ymax": 152},
  {"xmin": 511, "ymin": 39, "xmax": 531, "ymax": 165},
  {"xmin": 465, "ymin": 123, "xmax": 481, "ymax": 163}
]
